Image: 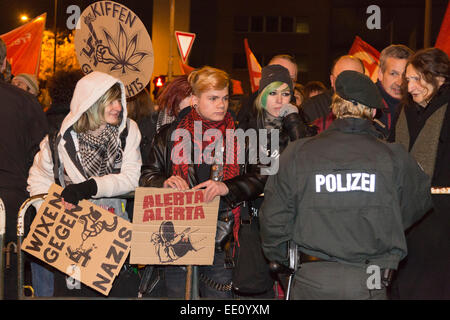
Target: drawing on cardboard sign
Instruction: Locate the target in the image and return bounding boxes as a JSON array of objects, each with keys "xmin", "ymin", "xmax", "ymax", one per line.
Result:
[{"xmin": 151, "ymin": 221, "xmax": 206, "ymax": 263}]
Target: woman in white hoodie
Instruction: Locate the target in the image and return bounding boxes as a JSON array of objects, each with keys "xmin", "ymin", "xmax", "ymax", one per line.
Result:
[{"xmin": 27, "ymin": 71, "xmax": 142, "ymax": 297}]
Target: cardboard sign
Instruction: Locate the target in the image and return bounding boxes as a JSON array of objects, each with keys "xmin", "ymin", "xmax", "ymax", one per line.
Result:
[
  {"xmin": 22, "ymin": 184, "xmax": 132, "ymax": 296},
  {"xmin": 74, "ymin": 1, "xmax": 154, "ymax": 97},
  {"xmin": 131, "ymin": 187, "xmax": 219, "ymax": 265}
]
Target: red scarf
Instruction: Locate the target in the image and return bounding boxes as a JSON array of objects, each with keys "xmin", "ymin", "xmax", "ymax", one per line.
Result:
[{"xmin": 172, "ymin": 108, "xmax": 241, "ymax": 244}]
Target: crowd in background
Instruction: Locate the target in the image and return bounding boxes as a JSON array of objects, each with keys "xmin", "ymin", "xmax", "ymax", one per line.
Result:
[{"xmin": 0, "ymin": 35, "xmax": 449, "ymax": 300}]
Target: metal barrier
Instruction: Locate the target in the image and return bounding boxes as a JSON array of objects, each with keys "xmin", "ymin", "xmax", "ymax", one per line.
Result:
[
  {"xmin": 16, "ymin": 193, "xmax": 200, "ymax": 300},
  {"xmin": 0, "ymin": 198, "xmax": 5, "ymax": 299},
  {"xmin": 16, "ymin": 194, "xmax": 46, "ymax": 300}
]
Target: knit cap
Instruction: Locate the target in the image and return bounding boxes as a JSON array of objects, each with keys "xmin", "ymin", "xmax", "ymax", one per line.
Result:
[
  {"xmin": 14, "ymin": 73, "xmax": 39, "ymax": 95},
  {"xmin": 258, "ymin": 64, "xmax": 294, "ymax": 95}
]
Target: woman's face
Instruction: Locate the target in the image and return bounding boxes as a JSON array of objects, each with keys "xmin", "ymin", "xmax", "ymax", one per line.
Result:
[
  {"xmin": 104, "ymin": 99, "xmax": 122, "ymax": 125},
  {"xmin": 405, "ymin": 64, "xmax": 435, "ymax": 107},
  {"xmin": 193, "ymin": 87, "xmax": 229, "ymax": 122},
  {"xmin": 265, "ymin": 83, "xmax": 291, "ymax": 117}
]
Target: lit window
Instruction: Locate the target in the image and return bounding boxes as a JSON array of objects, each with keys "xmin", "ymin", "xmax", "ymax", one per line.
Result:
[{"xmin": 296, "ymin": 18, "xmax": 310, "ymax": 34}]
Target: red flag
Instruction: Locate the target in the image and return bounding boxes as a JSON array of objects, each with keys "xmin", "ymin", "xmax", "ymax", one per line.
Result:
[
  {"xmin": 244, "ymin": 38, "xmax": 262, "ymax": 93},
  {"xmin": 435, "ymin": 2, "xmax": 450, "ymax": 57},
  {"xmin": 179, "ymin": 61, "xmax": 244, "ymax": 95},
  {"xmin": 231, "ymin": 79, "xmax": 244, "ymax": 95},
  {"xmin": 348, "ymin": 36, "xmax": 380, "ymax": 82},
  {"xmin": 0, "ymin": 13, "xmax": 46, "ymax": 76},
  {"xmin": 179, "ymin": 61, "xmax": 195, "ymax": 75}
]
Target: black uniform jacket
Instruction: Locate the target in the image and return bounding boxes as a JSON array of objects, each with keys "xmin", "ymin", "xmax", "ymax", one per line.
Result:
[{"xmin": 260, "ymin": 117, "xmax": 432, "ymax": 270}]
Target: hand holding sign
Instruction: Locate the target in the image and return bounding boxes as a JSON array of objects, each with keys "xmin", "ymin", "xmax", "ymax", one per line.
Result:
[
  {"xmin": 163, "ymin": 175, "xmax": 189, "ymax": 191},
  {"xmin": 192, "ymin": 180, "xmax": 229, "ymax": 203},
  {"xmin": 22, "ymin": 184, "xmax": 132, "ymax": 296},
  {"xmin": 131, "ymin": 187, "xmax": 220, "ymax": 265}
]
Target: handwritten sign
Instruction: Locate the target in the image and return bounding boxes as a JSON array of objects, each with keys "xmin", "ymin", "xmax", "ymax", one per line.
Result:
[
  {"xmin": 74, "ymin": 1, "xmax": 154, "ymax": 97},
  {"xmin": 21, "ymin": 184, "xmax": 132, "ymax": 296},
  {"xmin": 130, "ymin": 187, "xmax": 219, "ymax": 265}
]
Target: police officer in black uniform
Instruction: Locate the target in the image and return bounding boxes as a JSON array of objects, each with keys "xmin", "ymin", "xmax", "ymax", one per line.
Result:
[{"xmin": 259, "ymin": 70, "xmax": 433, "ymax": 300}]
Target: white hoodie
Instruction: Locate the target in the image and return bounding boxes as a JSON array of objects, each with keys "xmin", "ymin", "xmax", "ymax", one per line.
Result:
[{"xmin": 28, "ymin": 71, "xmax": 142, "ymax": 202}]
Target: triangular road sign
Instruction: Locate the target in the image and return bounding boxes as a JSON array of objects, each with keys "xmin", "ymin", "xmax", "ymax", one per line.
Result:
[{"xmin": 175, "ymin": 31, "xmax": 196, "ymax": 63}]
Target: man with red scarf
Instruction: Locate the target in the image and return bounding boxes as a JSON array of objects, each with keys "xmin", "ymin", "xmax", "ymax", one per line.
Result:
[{"xmin": 140, "ymin": 66, "xmax": 266, "ymax": 298}]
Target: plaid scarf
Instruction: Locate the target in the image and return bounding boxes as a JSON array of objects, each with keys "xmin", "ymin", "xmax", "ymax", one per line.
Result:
[
  {"xmin": 172, "ymin": 108, "xmax": 241, "ymax": 242},
  {"xmin": 78, "ymin": 124, "xmax": 122, "ymax": 178}
]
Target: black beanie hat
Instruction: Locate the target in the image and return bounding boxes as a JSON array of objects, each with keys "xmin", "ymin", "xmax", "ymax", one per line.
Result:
[
  {"xmin": 335, "ymin": 70, "xmax": 383, "ymax": 109},
  {"xmin": 258, "ymin": 64, "xmax": 293, "ymax": 95}
]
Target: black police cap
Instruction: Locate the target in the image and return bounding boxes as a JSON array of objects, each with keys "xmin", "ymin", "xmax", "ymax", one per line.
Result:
[{"xmin": 335, "ymin": 70, "xmax": 383, "ymax": 109}]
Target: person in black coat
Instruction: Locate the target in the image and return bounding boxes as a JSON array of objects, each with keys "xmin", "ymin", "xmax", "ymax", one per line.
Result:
[
  {"xmin": 390, "ymin": 47, "xmax": 450, "ymax": 299},
  {"xmin": 140, "ymin": 66, "xmax": 266, "ymax": 299},
  {"xmin": 234, "ymin": 64, "xmax": 311, "ymax": 298},
  {"xmin": 0, "ymin": 75, "xmax": 48, "ymax": 299}
]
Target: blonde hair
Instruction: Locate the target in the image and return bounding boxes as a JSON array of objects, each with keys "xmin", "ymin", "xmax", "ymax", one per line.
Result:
[
  {"xmin": 188, "ymin": 66, "xmax": 230, "ymax": 96},
  {"xmin": 74, "ymin": 83, "xmax": 122, "ymax": 133},
  {"xmin": 331, "ymin": 93, "xmax": 373, "ymax": 120}
]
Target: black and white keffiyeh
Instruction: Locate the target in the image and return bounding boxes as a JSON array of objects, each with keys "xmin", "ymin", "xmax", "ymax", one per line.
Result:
[
  {"xmin": 78, "ymin": 124, "xmax": 123, "ymax": 178},
  {"xmin": 156, "ymin": 108, "xmax": 176, "ymax": 132}
]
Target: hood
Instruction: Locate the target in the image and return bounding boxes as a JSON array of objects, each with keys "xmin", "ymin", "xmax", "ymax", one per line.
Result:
[{"xmin": 59, "ymin": 71, "xmax": 128, "ymax": 136}]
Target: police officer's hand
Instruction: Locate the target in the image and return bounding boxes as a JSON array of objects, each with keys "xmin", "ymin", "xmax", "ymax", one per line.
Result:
[
  {"xmin": 163, "ymin": 175, "xmax": 189, "ymax": 190},
  {"xmin": 192, "ymin": 180, "xmax": 229, "ymax": 203}
]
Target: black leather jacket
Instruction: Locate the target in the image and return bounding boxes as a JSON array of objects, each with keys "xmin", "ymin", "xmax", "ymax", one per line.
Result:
[{"xmin": 139, "ymin": 109, "xmax": 266, "ymax": 209}]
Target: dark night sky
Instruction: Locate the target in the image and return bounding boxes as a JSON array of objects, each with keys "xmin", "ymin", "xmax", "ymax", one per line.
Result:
[{"xmin": 0, "ymin": 0, "xmax": 153, "ymax": 34}]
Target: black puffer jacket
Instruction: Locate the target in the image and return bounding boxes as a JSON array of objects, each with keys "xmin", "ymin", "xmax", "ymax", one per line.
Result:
[{"xmin": 139, "ymin": 108, "xmax": 266, "ymax": 208}]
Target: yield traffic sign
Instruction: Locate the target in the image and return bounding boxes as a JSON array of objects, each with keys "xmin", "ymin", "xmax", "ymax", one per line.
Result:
[{"xmin": 175, "ymin": 31, "xmax": 196, "ymax": 63}]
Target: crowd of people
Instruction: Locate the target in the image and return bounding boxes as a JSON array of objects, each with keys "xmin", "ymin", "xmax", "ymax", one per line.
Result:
[{"xmin": 0, "ymin": 35, "xmax": 449, "ymax": 300}]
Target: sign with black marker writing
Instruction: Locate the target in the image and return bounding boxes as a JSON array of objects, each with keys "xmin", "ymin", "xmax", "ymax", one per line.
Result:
[
  {"xmin": 131, "ymin": 187, "xmax": 219, "ymax": 265},
  {"xmin": 22, "ymin": 184, "xmax": 132, "ymax": 296},
  {"xmin": 74, "ymin": 1, "xmax": 154, "ymax": 97}
]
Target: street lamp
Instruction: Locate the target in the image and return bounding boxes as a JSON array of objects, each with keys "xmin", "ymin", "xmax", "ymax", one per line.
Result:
[{"xmin": 20, "ymin": 15, "xmax": 29, "ymax": 23}]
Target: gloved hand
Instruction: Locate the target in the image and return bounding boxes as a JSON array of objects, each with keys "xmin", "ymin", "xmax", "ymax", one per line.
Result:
[
  {"xmin": 61, "ymin": 179, "xmax": 98, "ymax": 206},
  {"xmin": 279, "ymin": 103, "xmax": 299, "ymax": 117}
]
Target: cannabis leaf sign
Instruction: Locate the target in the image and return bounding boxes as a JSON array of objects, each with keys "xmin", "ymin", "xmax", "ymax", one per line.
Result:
[{"xmin": 97, "ymin": 23, "xmax": 148, "ymax": 74}]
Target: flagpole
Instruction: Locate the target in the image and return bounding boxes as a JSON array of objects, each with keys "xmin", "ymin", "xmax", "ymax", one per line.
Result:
[
  {"xmin": 53, "ymin": 0, "xmax": 57, "ymax": 73},
  {"xmin": 35, "ymin": 14, "xmax": 47, "ymax": 76},
  {"xmin": 168, "ymin": 0, "xmax": 175, "ymax": 81}
]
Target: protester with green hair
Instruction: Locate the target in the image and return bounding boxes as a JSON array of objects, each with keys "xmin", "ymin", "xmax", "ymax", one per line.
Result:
[{"xmin": 233, "ymin": 64, "xmax": 310, "ymax": 298}]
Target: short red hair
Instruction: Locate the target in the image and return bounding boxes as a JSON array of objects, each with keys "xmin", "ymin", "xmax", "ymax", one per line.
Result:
[{"xmin": 156, "ymin": 75, "xmax": 193, "ymax": 117}]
